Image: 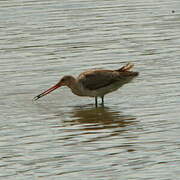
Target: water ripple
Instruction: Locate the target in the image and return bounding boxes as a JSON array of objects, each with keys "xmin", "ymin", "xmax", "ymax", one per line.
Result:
[{"xmin": 0, "ymin": 0, "xmax": 180, "ymax": 179}]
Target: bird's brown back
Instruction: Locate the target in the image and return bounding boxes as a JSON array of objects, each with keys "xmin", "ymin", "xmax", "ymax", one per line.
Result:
[{"xmin": 78, "ymin": 63, "xmax": 139, "ymax": 90}]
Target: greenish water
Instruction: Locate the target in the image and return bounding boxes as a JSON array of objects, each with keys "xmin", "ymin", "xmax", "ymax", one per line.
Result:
[{"xmin": 0, "ymin": 0, "xmax": 180, "ymax": 179}]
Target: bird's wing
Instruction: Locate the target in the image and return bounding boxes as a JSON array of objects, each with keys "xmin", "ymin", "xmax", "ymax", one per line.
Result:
[{"xmin": 78, "ymin": 70, "xmax": 120, "ymax": 90}]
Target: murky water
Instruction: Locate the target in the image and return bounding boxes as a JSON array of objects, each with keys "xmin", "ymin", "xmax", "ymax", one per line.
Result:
[{"xmin": 0, "ymin": 0, "xmax": 180, "ymax": 179}]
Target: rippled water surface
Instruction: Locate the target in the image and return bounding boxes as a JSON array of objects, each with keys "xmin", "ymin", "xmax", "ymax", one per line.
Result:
[{"xmin": 0, "ymin": 0, "xmax": 180, "ymax": 179}]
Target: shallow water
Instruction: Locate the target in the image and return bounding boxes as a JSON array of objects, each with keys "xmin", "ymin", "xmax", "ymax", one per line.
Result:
[{"xmin": 0, "ymin": 0, "xmax": 180, "ymax": 179}]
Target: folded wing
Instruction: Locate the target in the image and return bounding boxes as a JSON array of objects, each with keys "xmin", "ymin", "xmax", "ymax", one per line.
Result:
[{"xmin": 78, "ymin": 70, "xmax": 120, "ymax": 90}]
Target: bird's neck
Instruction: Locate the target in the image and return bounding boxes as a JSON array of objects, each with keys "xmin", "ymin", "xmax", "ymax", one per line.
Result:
[{"xmin": 67, "ymin": 77, "xmax": 83, "ymax": 96}]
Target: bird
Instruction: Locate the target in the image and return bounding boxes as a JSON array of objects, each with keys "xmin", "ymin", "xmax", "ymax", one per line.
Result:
[{"xmin": 33, "ymin": 63, "xmax": 139, "ymax": 106}]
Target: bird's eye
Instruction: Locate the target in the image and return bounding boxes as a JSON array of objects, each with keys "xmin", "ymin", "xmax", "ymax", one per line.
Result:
[{"xmin": 61, "ymin": 78, "xmax": 67, "ymax": 82}]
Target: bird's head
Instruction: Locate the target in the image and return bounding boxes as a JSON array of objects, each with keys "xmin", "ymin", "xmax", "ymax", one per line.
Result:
[
  {"xmin": 33, "ymin": 75, "xmax": 75, "ymax": 101},
  {"xmin": 58, "ymin": 75, "xmax": 75, "ymax": 87}
]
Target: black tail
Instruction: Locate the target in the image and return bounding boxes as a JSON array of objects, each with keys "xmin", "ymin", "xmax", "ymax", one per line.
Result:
[
  {"xmin": 117, "ymin": 63, "xmax": 134, "ymax": 72},
  {"xmin": 117, "ymin": 63, "xmax": 139, "ymax": 76}
]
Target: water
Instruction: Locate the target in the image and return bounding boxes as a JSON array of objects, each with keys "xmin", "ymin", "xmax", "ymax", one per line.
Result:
[{"xmin": 0, "ymin": 0, "xmax": 180, "ymax": 179}]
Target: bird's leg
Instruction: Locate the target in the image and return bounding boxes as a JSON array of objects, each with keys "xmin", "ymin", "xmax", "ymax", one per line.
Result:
[
  {"xmin": 95, "ymin": 97, "xmax": 98, "ymax": 107},
  {"xmin": 101, "ymin": 96, "xmax": 104, "ymax": 106}
]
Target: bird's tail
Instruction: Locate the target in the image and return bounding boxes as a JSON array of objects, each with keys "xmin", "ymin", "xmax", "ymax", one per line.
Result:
[{"xmin": 117, "ymin": 63, "xmax": 134, "ymax": 72}]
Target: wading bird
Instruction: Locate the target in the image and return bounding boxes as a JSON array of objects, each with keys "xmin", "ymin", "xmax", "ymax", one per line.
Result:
[{"xmin": 33, "ymin": 63, "xmax": 139, "ymax": 106}]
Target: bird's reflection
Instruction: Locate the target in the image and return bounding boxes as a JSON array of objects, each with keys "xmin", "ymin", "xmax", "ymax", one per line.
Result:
[
  {"xmin": 40, "ymin": 104, "xmax": 138, "ymax": 152},
  {"xmin": 63, "ymin": 105, "xmax": 137, "ymax": 132},
  {"xmin": 34, "ymin": 101, "xmax": 137, "ymax": 132}
]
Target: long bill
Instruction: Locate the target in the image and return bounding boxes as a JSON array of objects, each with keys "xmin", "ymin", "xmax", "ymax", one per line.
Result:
[{"xmin": 33, "ymin": 83, "xmax": 61, "ymax": 101}]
